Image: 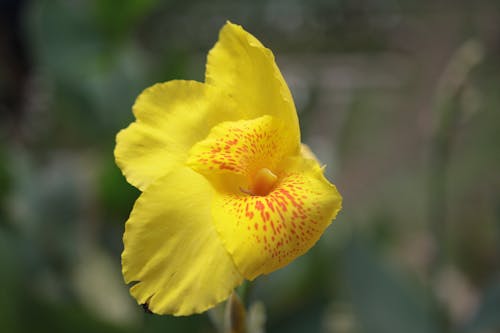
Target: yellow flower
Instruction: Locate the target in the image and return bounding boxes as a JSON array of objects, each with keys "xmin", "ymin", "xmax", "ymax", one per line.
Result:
[{"xmin": 115, "ymin": 21, "xmax": 342, "ymax": 316}]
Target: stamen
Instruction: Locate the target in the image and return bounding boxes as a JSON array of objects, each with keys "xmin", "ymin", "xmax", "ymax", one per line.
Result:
[
  {"xmin": 251, "ymin": 168, "xmax": 278, "ymax": 196},
  {"xmin": 239, "ymin": 187, "xmax": 253, "ymax": 195}
]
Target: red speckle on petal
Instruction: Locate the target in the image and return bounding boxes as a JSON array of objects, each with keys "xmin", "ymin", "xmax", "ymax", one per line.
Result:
[{"xmin": 202, "ymin": 117, "xmax": 336, "ymax": 275}]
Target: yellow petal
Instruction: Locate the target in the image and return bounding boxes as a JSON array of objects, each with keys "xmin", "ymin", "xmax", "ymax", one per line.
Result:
[
  {"xmin": 187, "ymin": 115, "xmax": 297, "ymax": 194},
  {"xmin": 122, "ymin": 166, "xmax": 243, "ymax": 315},
  {"xmin": 300, "ymin": 143, "xmax": 320, "ymax": 163},
  {"xmin": 206, "ymin": 22, "xmax": 300, "ymax": 145},
  {"xmin": 211, "ymin": 156, "xmax": 342, "ymax": 280},
  {"xmin": 115, "ymin": 80, "xmax": 240, "ymax": 191}
]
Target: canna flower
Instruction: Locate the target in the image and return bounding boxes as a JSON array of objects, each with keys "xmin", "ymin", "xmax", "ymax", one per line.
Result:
[{"xmin": 115, "ymin": 21, "xmax": 342, "ymax": 316}]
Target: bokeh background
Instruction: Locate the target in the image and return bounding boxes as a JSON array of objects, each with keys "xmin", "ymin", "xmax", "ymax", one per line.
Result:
[{"xmin": 1, "ymin": 0, "xmax": 500, "ymax": 332}]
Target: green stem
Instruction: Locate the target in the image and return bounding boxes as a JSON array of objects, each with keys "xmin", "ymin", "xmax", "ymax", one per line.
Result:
[
  {"xmin": 429, "ymin": 94, "xmax": 461, "ymax": 272},
  {"xmin": 224, "ymin": 291, "xmax": 247, "ymax": 333},
  {"xmin": 427, "ymin": 39, "xmax": 483, "ymax": 333},
  {"xmin": 428, "ymin": 39, "xmax": 483, "ymax": 274},
  {"xmin": 237, "ymin": 280, "xmax": 254, "ymax": 306}
]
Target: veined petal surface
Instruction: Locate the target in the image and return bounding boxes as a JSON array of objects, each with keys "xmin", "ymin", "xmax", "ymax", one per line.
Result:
[
  {"xmin": 115, "ymin": 80, "xmax": 240, "ymax": 191},
  {"xmin": 206, "ymin": 22, "xmax": 300, "ymax": 147},
  {"xmin": 122, "ymin": 167, "xmax": 243, "ymax": 315},
  {"xmin": 210, "ymin": 157, "xmax": 342, "ymax": 280}
]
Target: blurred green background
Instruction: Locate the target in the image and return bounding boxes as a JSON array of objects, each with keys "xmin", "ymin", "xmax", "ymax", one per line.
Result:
[{"xmin": 1, "ymin": 0, "xmax": 500, "ymax": 332}]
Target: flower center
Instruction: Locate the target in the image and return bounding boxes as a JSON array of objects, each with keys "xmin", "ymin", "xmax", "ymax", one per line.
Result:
[{"xmin": 249, "ymin": 168, "xmax": 278, "ymax": 196}]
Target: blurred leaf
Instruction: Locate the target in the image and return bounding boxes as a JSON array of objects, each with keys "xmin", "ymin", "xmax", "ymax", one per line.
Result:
[
  {"xmin": 208, "ymin": 302, "xmax": 226, "ymax": 333},
  {"xmin": 72, "ymin": 246, "xmax": 140, "ymax": 327},
  {"xmin": 462, "ymin": 281, "xmax": 500, "ymax": 333},
  {"xmin": 19, "ymin": 295, "xmax": 134, "ymax": 333},
  {"xmin": 27, "ymin": 0, "xmax": 152, "ymax": 143},
  {"xmin": 0, "ymin": 145, "xmax": 11, "ymax": 224},
  {"xmin": 28, "ymin": 0, "xmax": 105, "ymax": 82},
  {"xmin": 92, "ymin": 0, "xmax": 160, "ymax": 43},
  {"xmin": 268, "ymin": 301, "xmax": 325, "ymax": 333},
  {"xmin": 247, "ymin": 301, "xmax": 266, "ymax": 333},
  {"xmin": 141, "ymin": 312, "xmax": 211, "ymax": 333},
  {"xmin": 343, "ymin": 239, "xmax": 439, "ymax": 333},
  {"xmin": 0, "ymin": 231, "xmax": 22, "ymax": 332},
  {"xmin": 98, "ymin": 156, "xmax": 139, "ymax": 222}
]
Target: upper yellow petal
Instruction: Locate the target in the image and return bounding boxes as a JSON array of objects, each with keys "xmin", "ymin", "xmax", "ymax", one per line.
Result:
[
  {"xmin": 115, "ymin": 80, "xmax": 241, "ymax": 191},
  {"xmin": 206, "ymin": 22, "xmax": 300, "ymax": 143},
  {"xmin": 122, "ymin": 166, "xmax": 243, "ymax": 315},
  {"xmin": 210, "ymin": 156, "xmax": 342, "ymax": 280}
]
